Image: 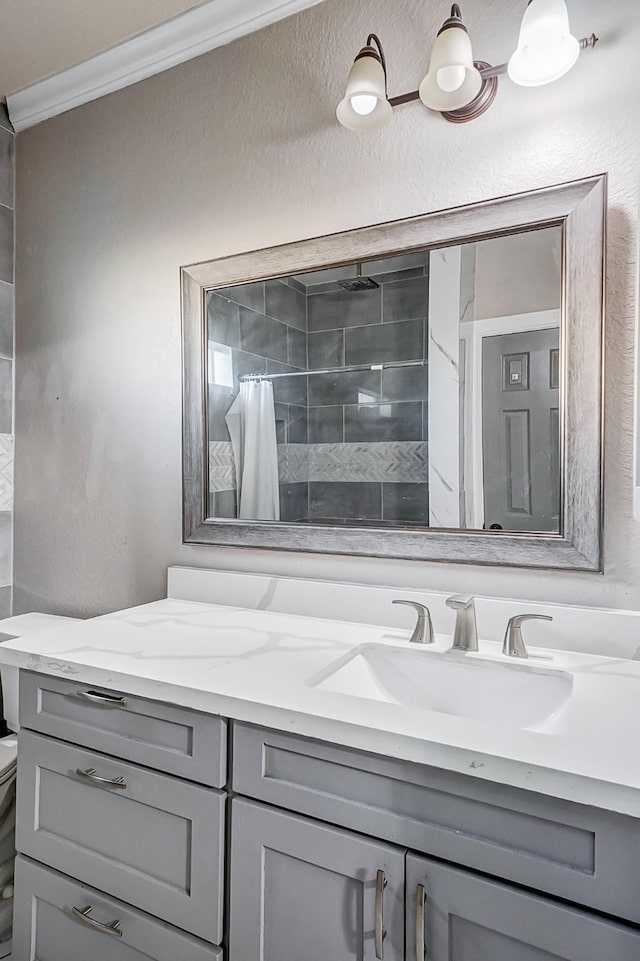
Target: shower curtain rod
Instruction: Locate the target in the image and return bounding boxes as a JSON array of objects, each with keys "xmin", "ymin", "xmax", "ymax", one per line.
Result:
[{"xmin": 239, "ymin": 358, "xmax": 427, "ymax": 382}]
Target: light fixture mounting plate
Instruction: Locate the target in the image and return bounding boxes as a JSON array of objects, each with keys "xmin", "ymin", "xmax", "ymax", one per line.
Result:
[{"xmin": 441, "ymin": 61, "xmax": 498, "ymax": 123}]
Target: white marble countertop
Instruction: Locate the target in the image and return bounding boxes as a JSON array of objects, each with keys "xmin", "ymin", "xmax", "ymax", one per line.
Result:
[{"xmin": 0, "ymin": 596, "xmax": 638, "ymax": 817}]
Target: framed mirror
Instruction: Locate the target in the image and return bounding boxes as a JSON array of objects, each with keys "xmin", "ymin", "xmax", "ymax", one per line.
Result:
[{"xmin": 182, "ymin": 175, "xmax": 605, "ymax": 571}]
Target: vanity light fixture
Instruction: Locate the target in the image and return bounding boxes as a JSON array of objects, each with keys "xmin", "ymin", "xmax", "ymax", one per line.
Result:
[
  {"xmin": 418, "ymin": 4, "xmax": 482, "ymax": 112},
  {"xmin": 508, "ymin": 0, "xmax": 580, "ymax": 87},
  {"xmin": 336, "ymin": 0, "xmax": 597, "ymax": 129},
  {"xmin": 336, "ymin": 33, "xmax": 393, "ymax": 131}
]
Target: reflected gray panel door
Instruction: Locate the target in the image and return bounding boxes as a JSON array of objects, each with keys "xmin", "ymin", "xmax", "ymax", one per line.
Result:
[
  {"xmin": 229, "ymin": 798, "xmax": 405, "ymax": 961},
  {"xmin": 406, "ymin": 854, "xmax": 640, "ymax": 961},
  {"xmin": 482, "ymin": 328, "xmax": 559, "ymax": 532}
]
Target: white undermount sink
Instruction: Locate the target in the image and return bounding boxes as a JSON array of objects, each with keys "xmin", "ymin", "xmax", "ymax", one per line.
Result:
[{"xmin": 309, "ymin": 643, "xmax": 573, "ymax": 730}]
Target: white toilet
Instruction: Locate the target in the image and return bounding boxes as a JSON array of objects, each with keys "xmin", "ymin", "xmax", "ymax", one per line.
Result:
[{"xmin": 0, "ymin": 612, "xmax": 82, "ymax": 956}]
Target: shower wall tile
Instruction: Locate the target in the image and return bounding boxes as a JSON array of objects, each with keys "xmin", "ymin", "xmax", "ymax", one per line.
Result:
[
  {"xmin": 344, "ymin": 401, "xmax": 423, "ymax": 443},
  {"xmin": 208, "ymin": 385, "xmax": 235, "ymax": 442},
  {"xmin": 287, "ymin": 405, "xmax": 308, "ymax": 444},
  {"xmin": 383, "ymin": 482, "xmax": 429, "ymax": 524},
  {"xmin": 308, "ymin": 369, "xmax": 380, "ymax": 407},
  {"xmin": 0, "ymin": 206, "xmax": 12, "ymax": 285},
  {"xmin": 278, "ymin": 444, "xmax": 309, "ymax": 484},
  {"xmin": 231, "ymin": 348, "xmax": 267, "ymax": 389},
  {"xmin": 209, "ymin": 442, "xmax": 236, "ymax": 491},
  {"xmin": 240, "ymin": 308, "xmax": 288, "ymax": 363},
  {"xmin": 308, "ymin": 406, "xmax": 344, "ymax": 444},
  {"xmin": 265, "ymin": 279, "xmax": 306, "ymax": 330},
  {"xmin": 0, "ymin": 283, "xmax": 12, "ymax": 360},
  {"xmin": 383, "ymin": 276, "xmax": 429, "ymax": 322},
  {"xmin": 0, "ymin": 585, "xmax": 10, "ymax": 619},
  {"xmin": 210, "ymin": 489, "xmax": 237, "ymax": 519},
  {"xmin": 287, "ymin": 327, "xmax": 307, "ymax": 369},
  {"xmin": 308, "ymin": 329, "xmax": 344, "ymax": 369},
  {"xmin": 309, "ymin": 481, "xmax": 381, "ymax": 520},
  {"xmin": 0, "ymin": 359, "xmax": 11, "ymax": 434},
  {"xmin": 0, "ymin": 434, "xmax": 13, "ymax": 511},
  {"xmin": 216, "ymin": 281, "xmax": 265, "ymax": 313},
  {"xmin": 370, "ymin": 266, "xmax": 426, "ymax": 286},
  {"xmin": 381, "ymin": 364, "xmax": 428, "ymax": 402},
  {"xmin": 275, "ymin": 403, "xmax": 288, "ymax": 445},
  {"xmin": 280, "ymin": 482, "xmax": 308, "ymax": 521},
  {"xmin": 207, "ymin": 292, "xmax": 240, "ymax": 348},
  {"xmin": 0, "ymin": 510, "xmax": 11, "ymax": 585},
  {"xmin": 345, "ymin": 318, "xmax": 423, "ymax": 366},
  {"xmin": 307, "ymin": 286, "xmax": 381, "ymax": 332},
  {"xmin": 308, "ymin": 442, "xmax": 428, "ymax": 483},
  {"xmin": 0, "ymin": 127, "xmax": 13, "ymax": 211},
  {"xmin": 268, "ymin": 360, "xmax": 307, "ymax": 406}
]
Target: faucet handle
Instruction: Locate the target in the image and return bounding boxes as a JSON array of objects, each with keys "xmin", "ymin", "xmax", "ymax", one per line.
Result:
[
  {"xmin": 503, "ymin": 614, "xmax": 553, "ymax": 659},
  {"xmin": 392, "ymin": 600, "xmax": 435, "ymax": 645},
  {"xmin": 445, "ymin": 594, "xmax": 475, "ymax": 611}
]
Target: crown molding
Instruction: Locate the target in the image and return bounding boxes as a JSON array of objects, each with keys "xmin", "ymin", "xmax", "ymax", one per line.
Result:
[{"xmin": 7, "ymin": 0, "xmax": 325, "ymax": 132}]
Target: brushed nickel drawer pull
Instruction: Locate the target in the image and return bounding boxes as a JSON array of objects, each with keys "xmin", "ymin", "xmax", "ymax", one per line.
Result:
[
  {"xmin": 416, "ymin": 883, "xmax": 426, "ymax": 961},
  {"xmin": 72, "ymin": 905, "xmax": 123, "ymax": 938},
  {"xmin": 375, "ymin": 869, "xmax": 387, "ymax": 960},
  {"xmin": 75, "ymin": 767, "xmax": 127, "ymax": 790},
  {"xmin": 76, "ymin": 690, "xmax": 128, "ymax": 708}
]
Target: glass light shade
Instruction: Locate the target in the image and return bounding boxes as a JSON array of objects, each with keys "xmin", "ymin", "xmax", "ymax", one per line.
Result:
[
  {"xmin": 508, "ymin": 0, "xmax": 580, "ymax": 87},
  {"xmin": 336, "ymin": 52, "xmax": 393, "ymax": 131},
  {"xmin": 419, "ymin": 22, "xmax": 482, "ymax": 111}
]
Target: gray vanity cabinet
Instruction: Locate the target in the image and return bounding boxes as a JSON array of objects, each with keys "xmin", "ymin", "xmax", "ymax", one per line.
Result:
[
  {"xmin": 16, "ymin": 730, "xmax": 225, "ymax": 943},
  {"xmin": 13, "ymin": 672, "xmax": 228, "ymax": 959},
  {"xmin": 229, "ymin": 797, "xmax": 406, "ymax": 961},
  {"xmin": 12, "ymin": 856, "xmax": 222, "ymax": 961},
  {"xmin": 406, "ymin": 855, "xmax": 640, "ymax": 961}
]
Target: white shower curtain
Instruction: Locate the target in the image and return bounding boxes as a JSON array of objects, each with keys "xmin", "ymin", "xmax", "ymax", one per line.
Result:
[{"xmin": 225, "ymin": 380, "xmax": 280, "ymax": 521}]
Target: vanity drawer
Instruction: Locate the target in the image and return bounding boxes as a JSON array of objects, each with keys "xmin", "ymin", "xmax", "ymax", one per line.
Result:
[
  {"xmin": 233, "ymin": 722, "xmax": 640, "ymax": 925},
  {"xmin": 19, "ymin": 670, "xmax": 227, "ymax": 787},
  {"xmin": 16, "ymin": 731, "xmax": 225, "ymax": 943},
  {"xmin": 13, "ymin": 856, "xmax": 222, "ymax": 961}
]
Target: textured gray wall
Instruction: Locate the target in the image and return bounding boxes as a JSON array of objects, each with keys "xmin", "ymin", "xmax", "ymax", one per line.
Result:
[{"xmin": 13, "ymin": 0, "xmax": 640, "ymax": 616}]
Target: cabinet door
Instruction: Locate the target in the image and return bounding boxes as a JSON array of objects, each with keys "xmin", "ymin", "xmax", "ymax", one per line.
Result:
[
  {"xmin": 230, "ymin": 798, "xmax": 405, "ymax": 961},
  {"xmin": 406, "ymin": 854, "xmax": 640, "ymax": 961}
]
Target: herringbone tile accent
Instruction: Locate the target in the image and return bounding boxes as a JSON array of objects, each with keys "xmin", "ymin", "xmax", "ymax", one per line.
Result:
[
  {"xmin": 308, "ymin": 442, "xmax": 429, "ymax": 483},
  {"xmin": 0, "ymin": 434, "xmax": 13, "ymax": 511},
  {"xmin": 209, "ymin": 439, "xmax": 429, "ymax": 491}
]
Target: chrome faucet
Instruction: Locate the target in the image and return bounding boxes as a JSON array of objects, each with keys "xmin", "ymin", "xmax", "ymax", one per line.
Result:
[
  {"xmin": 392, "ymin": 600, "xmax": 435, "ymax": 645},
  {"xmin": 445, "ymin": 595, "xmax": 479, "ymax": 652},
  {"xmin": 503, "ymin": 614, "xmax": 553, "ymax": 659}
]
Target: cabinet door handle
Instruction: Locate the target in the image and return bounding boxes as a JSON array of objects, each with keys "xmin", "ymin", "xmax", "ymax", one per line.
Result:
[
  {"xmin": 416, "ymin": 884, "xmax": 426, "ymax": 961},
  {"xmin": 75, "ymin": 767, "xmax": 127, "ymax": 790},
  {"xmin": 76, "ymin": 690, "xmax": 128, "ymax": 708},
  {"xmin": 72, "ymin": 905, "xmax": 123, "ymax": 938},
  {"xmin": 375, "ymin": 869, "xmax": 387, "ymax": 960}
]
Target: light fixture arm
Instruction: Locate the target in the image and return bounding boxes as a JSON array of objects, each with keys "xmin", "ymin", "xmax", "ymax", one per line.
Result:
[
  {"xmin": 388, "ymin": 32, "xmax": 598, "ymax": 109},
  {"xmin": 365, "ymin": 33, "xmax": 388, "ymax": 96}
]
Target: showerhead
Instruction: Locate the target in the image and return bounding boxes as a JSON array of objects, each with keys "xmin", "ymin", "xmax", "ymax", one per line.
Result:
[
  {"xmin": 339, "ymin": 277, "xmax": 380, "ymax": 292},
  {"xmin": 338, "ymin": 263, "xmax": 380, "ymax": 292}
]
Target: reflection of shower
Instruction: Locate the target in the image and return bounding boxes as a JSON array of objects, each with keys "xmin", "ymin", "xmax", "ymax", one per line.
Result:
[{"xmin": 338, "ymin": 263, "xmax": 380, "ymax": 292}]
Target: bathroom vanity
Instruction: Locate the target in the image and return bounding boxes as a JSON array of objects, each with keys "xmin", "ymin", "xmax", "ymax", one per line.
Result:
[{"xmin": 2, "ymin": 570, "xmax": 640, "ymax": 960}]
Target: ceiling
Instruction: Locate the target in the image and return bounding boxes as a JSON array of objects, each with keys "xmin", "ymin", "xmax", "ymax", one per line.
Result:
[{"xmin": 0, "ymin": 0, "xmax": 207, "ymax": 97}]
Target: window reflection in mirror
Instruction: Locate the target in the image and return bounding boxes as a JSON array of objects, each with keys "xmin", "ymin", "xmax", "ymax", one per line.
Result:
[{"xmin": 206, "ymin": 226, "xmax": 562, "ymax": 535}]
